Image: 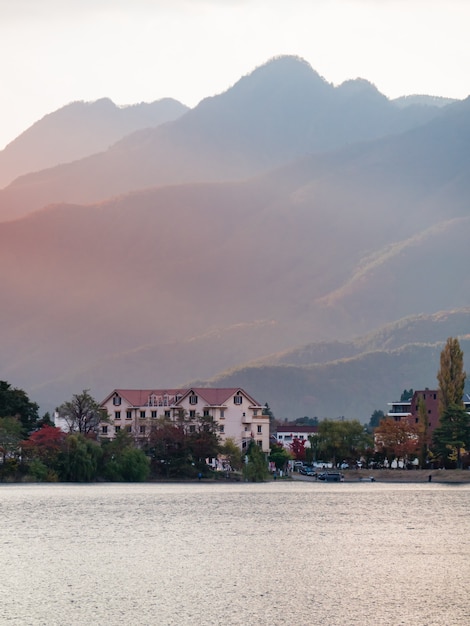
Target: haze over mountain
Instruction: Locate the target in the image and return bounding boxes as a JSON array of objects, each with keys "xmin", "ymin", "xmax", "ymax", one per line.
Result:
[
  {"xmin": 0, "ymin": 56, "xmax": 445, "ymax": 222},
  {"xmin": 0, "ymin": 98, "xmax": 188, "ymax": 189},
  {"xmin": 1, "ymin": 55, "xmax": 469, "ymax": 419},
  {"xmin": 199, "ymin": 310, "xmax": 470, "ymax": 420}
]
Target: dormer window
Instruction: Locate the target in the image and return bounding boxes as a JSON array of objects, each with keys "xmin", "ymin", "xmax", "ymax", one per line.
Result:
[
  {"xmin": 234, "ymin": 394, "xmax": 242, "ymax": 405},
  {"xmin": 189, "ymin": 395, "xmax": 198, "ymax": 405},
  {"xmin": 113, "ymin": 395, "xmax": 121, "ymax": 406}
]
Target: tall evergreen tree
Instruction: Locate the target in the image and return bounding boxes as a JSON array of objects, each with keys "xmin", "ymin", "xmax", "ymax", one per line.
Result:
[{"xmin": 432, "ymin": 404, "xmax": 470, "ymax": 469}]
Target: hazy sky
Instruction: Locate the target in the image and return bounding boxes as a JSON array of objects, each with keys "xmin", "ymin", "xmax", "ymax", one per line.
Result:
[{"xmin": 1, "ymin": 0, "xmax": 469, "ymax": 149}]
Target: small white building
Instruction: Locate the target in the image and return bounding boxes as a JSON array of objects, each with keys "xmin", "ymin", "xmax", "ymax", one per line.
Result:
[
  {"xmin": 274, "ymin": 424, "xmax": 318, "ymax": 448},
  {"xmin": 100, "ymin": 387, "xmax": 270, "ymax": 453}
]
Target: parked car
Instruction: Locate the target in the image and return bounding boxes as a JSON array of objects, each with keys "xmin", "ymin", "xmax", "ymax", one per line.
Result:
[
  {"xmin": 317, "ymin": 472, "xmax": 344, "ymax": 482},
  {"xmin": 298, "ymin": 465, "xmax": 315, "ymax": 475}
]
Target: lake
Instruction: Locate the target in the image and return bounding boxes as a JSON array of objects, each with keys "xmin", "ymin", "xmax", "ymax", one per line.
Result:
[{"xmin": 0, "ymin": 482, "xmax": 468, "ymax": 625}]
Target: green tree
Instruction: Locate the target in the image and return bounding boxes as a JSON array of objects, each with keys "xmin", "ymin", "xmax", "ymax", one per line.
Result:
[
  {"xmin": 57, "ymin": 389, "xmax": 106, "ymax": 436},
  {"xmin": 0, "ymin": 417, "xmax": 23, "ymax": 479},
  {"xmin": 243, "ymin": 441, "xmax": 269, "ymax": 482},
  {"xmin": 307, "ymin": 433, "xmax": 320, "ymax": 463},
  {"xmin": 100, "ymin": 430, "xmax": 150, "ymax": 481},
  {"xmin": 317, "ymin": 419, "xmax": 371, "ymax": 466},
  {"xmin": 432, "ymin": 404, "xmax": 470, "ymax": 469},
  {"xmin": 400, "ymin": 389, "xmax": 414, "ymax": 402},
  {"xmin": 59, "ymin": 434, "xmax": 102, "ymax": 482},
  {"xmin": 294, "ymin": 416, "xmax": 318, "ymax": 426},
  {"xmin": 268, "ymin": 442, "xmax": 291, "ymax": 471},
  {"xmin": 437, "ymin": 337, "xmax": 466, "ymax": 415},
  {"xmin": 368, "ymin": 410, "xmax": 385, "ymax": 432},
  {"xmin": 220, "ymin": 437, "xmax": 244, "ymax": 472},
  {"xmin": 0, "ymin": 380, "xmax": 40, "ymax": 435}
]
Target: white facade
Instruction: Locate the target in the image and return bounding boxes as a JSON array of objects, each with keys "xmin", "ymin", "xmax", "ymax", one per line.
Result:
[{"xmin": 274, "ymin": 425, "xmax": 318, "ymax": 448}]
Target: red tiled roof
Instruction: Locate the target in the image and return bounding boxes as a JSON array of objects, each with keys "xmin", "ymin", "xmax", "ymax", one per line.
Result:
[
  {"xmin": 276, "ymin": 425, "xmax": 318, "ymax": 434},
  {"xmin": 183, "ymin": 387, "xmax": 261, "ymax": 407},
  {"xmin": 104, "ymin": 389, "xmax": 187, "ymax": 407},
  {"xmin": 102, "ymin": 387, "xmax": 262, "ymax": 408}
]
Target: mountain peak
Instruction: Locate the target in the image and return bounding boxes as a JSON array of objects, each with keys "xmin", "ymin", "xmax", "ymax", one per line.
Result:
[{"xmin": 230, "ymin": 55, "xmax": 331, "ymax": 96}]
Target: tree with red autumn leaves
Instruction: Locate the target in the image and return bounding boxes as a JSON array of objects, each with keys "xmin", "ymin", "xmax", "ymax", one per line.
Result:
[
  {"xmin": 22, "ymin": 424, "xmax": 65, "ymax": 465},
  {"xmin": 289, "ymin": 436, "xmax": 307, "ymax": 461}
]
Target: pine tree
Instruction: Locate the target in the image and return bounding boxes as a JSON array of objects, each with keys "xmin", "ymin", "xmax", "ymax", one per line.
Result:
[{"xmin": 434, "ymin": 337, "xmax": 469, "ymax": 468}]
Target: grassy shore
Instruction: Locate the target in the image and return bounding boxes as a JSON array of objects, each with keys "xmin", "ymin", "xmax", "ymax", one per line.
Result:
[{"xmin": 341, "ymin": 468, "xmax": 470, "ymax": 483}]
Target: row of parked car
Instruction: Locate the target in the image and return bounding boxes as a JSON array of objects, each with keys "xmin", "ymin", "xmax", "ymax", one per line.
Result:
[{"xmin": 297, "ymin": 465, "xmax": 345, "ymax": 481}]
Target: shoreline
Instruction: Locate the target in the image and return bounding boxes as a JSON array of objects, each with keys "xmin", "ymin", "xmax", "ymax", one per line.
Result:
[{"xmin": 294, "ymin": 468, "xmax": 470, "ymax": 484}]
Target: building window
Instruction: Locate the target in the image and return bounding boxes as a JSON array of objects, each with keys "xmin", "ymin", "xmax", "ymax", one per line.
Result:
[
  {"xmin": 126, "ymin": 425, "xmax": 132, "ymax": 433},
  {"xmin": 151, "ymin": 410, "xmax": 157, "ymax": 419},
  {"xmin": 126, "ymin": 410, "xmax": 132, "ymax": 420},
  {"xmin": 113, "ymin": 396, "xmax": 121, "ymax": 406},
  {"xmin": 203, "ymin": 409, "xmax": 210, "ymax": 417},
  {"xmin": 234, "ymin": 395, "xmax": 242, "ymax": 405},
  {"xmin": 257, "ymin": 425, "xmax": 262, "ymax": 434},
  {"xmin": 115, "ymin": 425, "xmax": 121, "ymax": 432},
  {"xmin": 189, "ymin": 425, "xmax": 196, "ymax": 433},
  {"xmin": 114, "ymin": 411, "xmax": 121, "ymax": 420},
  {"xmin": 165, "ymin": 410, "xmax": 170, "ymax": 418},
  {"xmin": 189, "ymin": 395, "xmax": 198, "ymax": 405},
  {"xmin": 102, "ymin": 425, "xmax": 108, "ymax": 434},
  {"xmin": 139, "ymin": 411, "xmax": 145, "ymax": 419},
  {"xmin": 257, "ymin": 440, "xmax": 262, "ymax": 447},
  {"xmin": 140, "ymin": 425, "xmax": 146, "ymax": 434},
  {"xmin": 220, "ymin": 409, "xmax": 225, "ymax": 418},
  {"xmin": 253, "ymin": 409, "xmax": 258, "ymax": 416},
  {"xmin": 189, "ymin": 410, "xmax": 196, "ymax": 418},
  {"xmin": 219, "ymin": 425, "xmax": 224, "ymax": 433}
]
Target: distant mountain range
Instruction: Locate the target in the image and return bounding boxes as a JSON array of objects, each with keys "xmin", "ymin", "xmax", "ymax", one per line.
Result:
[
  {"xmin": 0, "ymin": 98, "xmax": 188, "ymax": 189},
  {"xmin": 1, "ymin": 55, "xmax": 469, "ymax": 419},
  {"xmin": 0, "ymin": 56, "xmax": 447, "ymax": 222}
]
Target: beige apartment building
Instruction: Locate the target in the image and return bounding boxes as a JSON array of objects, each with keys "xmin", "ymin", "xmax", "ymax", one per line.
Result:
[{"xmin": 100, "ymin": 387, "xmax": 270, "ymax": 453}]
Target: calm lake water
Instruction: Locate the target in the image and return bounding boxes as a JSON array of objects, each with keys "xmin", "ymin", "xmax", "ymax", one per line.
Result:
[{"xmin": 0, "ymin": 482, "xmax": 469, "ymax": 626}]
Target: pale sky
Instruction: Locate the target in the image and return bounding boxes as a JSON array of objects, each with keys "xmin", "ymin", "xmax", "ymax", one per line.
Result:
[{"xmin": 1, "ymin": 0, "xmax": 469, "ymax": 149}]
